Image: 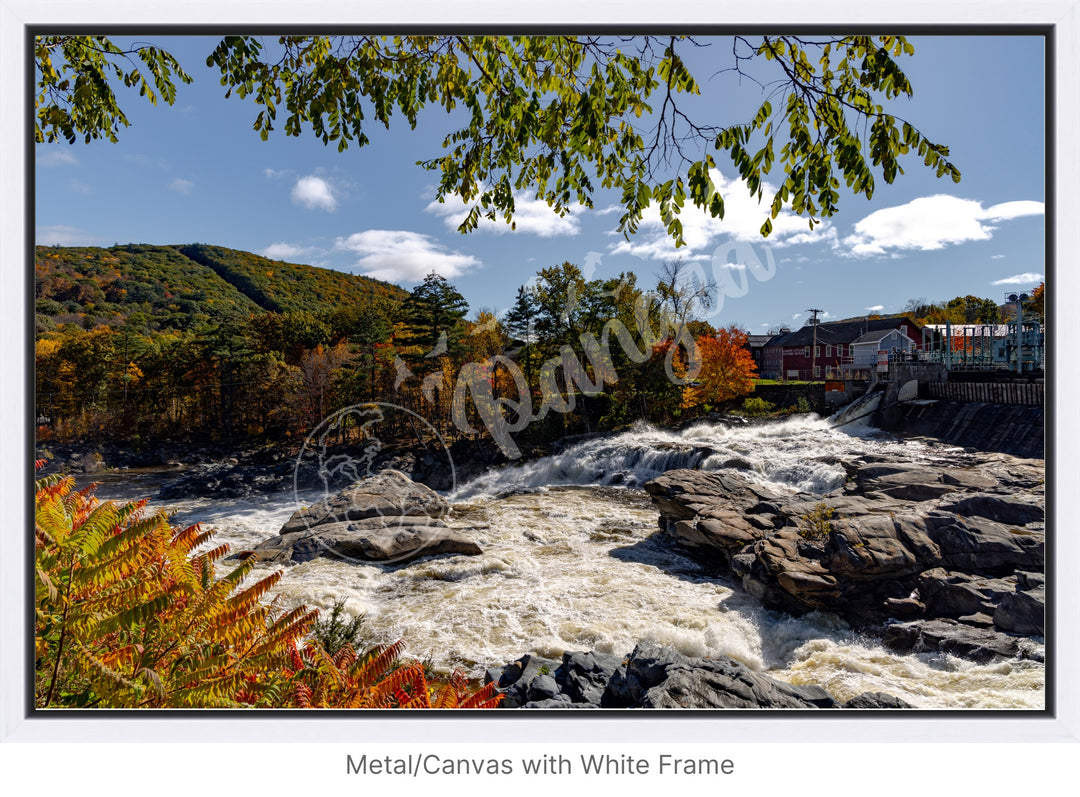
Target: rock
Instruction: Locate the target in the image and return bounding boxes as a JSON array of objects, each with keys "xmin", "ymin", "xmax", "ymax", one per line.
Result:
[
  {"xmin": 243, "ymin": 470, "xmax": 479, "ymax": 566},
  {"xmin": 486, "ymin": 654, "xmax": 561, "ymax": 708},
  {"xmin": 248, "ymin": 518, "xmax": 482, "ymax": 565},
  {"xmin": 526, "ymin": 674, "xmax": 562, "ymax": 703},
  {"xmin": 554, "ymin": 651, "xmax": 623, "ymax": 707},
  {"xmin": 882, "ymin": 619, "xmax": 1025, "ymax": 664},
  {"xmin": 882, "ymin": 597, "xmax": 926, "ymax": 620},
  {"xmin": 841, "ymin": 692, "xmax": 914, "ymax": 709},
  {"xmin": 492, "ymin": 642, "xmax": 910, "ymax": 710},
  {"xmin": 917, "ymin": 569, "xmax": 1017, "ymax": 620},
  {"xmin": 643, "ymin": 450, "xmax": 1044, "ymax": 664},
  {"xmin": 935, "ymin": 493, "xmax": 1044, "ymax": 526},
  {"xmin": 606, "ymin": 642, "xmax": 837, "ymax": 709},
  {"xmin": 521, "ymin": 698, "xmax": 595, "ymax": 708},
  {"xmin": 280, "ymin": 469, "xmax": 449, "ymax": 534},
  {"xmin": 993, "ymin": 581, "xmax": 1045, "ymax": 636},
  {"xmin": 929, "ymin": 514, "xmax": 1043, "ymax": 575}
]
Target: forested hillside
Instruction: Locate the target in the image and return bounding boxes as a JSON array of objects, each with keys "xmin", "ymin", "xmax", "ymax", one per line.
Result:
[
  {"xmin": 35, "ymin": 246, "xmax": 757, "ymax": 453},
  {"xmin": 35, "ymin": 243, "xmax": 406, "ymax": 332}
]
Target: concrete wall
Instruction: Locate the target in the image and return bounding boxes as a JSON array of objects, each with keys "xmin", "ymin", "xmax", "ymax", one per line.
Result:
[{"xmin": 877, "ymin": 400, "xmax": 1044, "ymax": 459}]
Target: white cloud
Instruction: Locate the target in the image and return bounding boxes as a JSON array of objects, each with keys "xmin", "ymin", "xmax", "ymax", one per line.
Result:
[
  {"xmin": 991, "ymin": 272, "xmax": 1044, "ymax": 286},
  {"xmin": 607, "ymin": 169, "xmax": 834, "ymax": 262},
  {"xmin": 866, "ymin": 305, "xmax": 885, "ymax": 312},
  {"xmin": 842, "ymin": 195, "xmax": 1044, "ymax": 257},
  {"xmin": 426, "ymin": 191, "xmax": 581, "ymax": 237},
  {"xmin": 37, "ymin": 225, "xmax": 103, "ymax": 246},
  {"xmin": 261, "ymin": 242, "xmax": 315, "ymax": 262},
  {"xmin": 68, "ymin": 180, "xmax": 92, "ymax": 195},
  {"xmin": 39, "ymin": 148, "xmax": 78, "ymax": 167},
  {"xmin": 265, "ymin": 168, "xmax": 290, "ymax": 180},
  {"xmin": 991, "ymin": 254, "xmax": 1006, "ymax": 260},
  {"xmin": 292, "ymin": 176, "xmax": 337, "ymax": 212},
  {"xmin": 169, "ymin": 178, "xmax": 194, "ymax": 196},
  {"xmin": 334, "ymin": 230, "xmax": 480, "ymax": 282},
  {"xmin": 984, "ymin": 201, "xmax": 1045, "ymax": 221}
]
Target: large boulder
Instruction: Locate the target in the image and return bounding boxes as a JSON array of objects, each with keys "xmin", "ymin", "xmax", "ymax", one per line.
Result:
[
  {"xmin": 247, "ymin": 469, "xmax": 478, "ymax": 566},
  {"xmin": 248, "ymin": 517, "xmax": 481, "ymax": 565},
  {"xmin": 280, "ymin": 469, "xmax": 449, "ymax": 534}
]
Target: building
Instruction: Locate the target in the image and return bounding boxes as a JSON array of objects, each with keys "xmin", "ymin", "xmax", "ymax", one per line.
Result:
[
  {"xmin": 848, "ymin": 327, "xmax": 916, "ymax": 380},
  {"xmin": 761, "ymin": 316, "xmax": 925, "ymax": 381},
  {"xmin": 745, "ymin": 333, "xmax": 775, "ymax": 376}
]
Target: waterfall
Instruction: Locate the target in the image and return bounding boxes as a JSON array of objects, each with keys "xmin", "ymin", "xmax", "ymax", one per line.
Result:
[{"xmin": 450, "ymin": 412, "xmax": 902, "ymax": 501}]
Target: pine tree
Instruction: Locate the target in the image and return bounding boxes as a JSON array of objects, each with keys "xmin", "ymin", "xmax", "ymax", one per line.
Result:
[
  {"xmin": 396, "ymin": 272, "xmax": 470, "ymax": 362},
  {"xmin": 503, "ymin": 285, "xmax": 539, "ymax": 385}
]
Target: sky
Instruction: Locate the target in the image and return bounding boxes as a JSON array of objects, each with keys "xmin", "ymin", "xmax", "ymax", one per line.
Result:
[{"xmin": 34, "ymin": 33, "xmax": 1047, "ymax": 334}]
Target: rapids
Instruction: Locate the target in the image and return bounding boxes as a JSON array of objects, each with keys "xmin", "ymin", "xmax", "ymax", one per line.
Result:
[{"xmin": 94, "ymin": 413, "xmax": 1045, "ymax": 709}]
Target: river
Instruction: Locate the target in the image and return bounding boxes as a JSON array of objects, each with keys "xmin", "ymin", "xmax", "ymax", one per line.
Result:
[{"xmin": 89, "ymin": 412, "xmax": 1045, "ymax": 709}]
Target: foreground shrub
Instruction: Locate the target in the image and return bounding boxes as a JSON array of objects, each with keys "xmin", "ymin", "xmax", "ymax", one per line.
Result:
[{"xmin": 34, "ymin": 463, "xmax": 500, "ymax": 710}]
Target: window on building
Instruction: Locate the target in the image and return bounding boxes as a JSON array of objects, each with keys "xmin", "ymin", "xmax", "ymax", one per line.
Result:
[
  {"xmin": 804, "ymin": 346, "xmax": 810, "ymax": 357},
  {"xmin": 826, "ymin": 345, "xmax": 832, "ymax": 357},
  {"xmin": 814, "ymin": 365, "xmax": 821, "ymax": 378},
  {"xmin": 815, "ymin": 345, "xmax": 821, "ymax": 357}
]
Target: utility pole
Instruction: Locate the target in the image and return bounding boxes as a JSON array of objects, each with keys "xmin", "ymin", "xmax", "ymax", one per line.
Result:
[{"xmin": 807, "ymin": 308, "xmax": 823, "ymax": 381}]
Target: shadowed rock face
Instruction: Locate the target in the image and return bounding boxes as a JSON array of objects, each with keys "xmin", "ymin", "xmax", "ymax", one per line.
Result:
[
  {"xmin": 246, "ymin": 470, "xmax": 480, "ymax": 566},
  {"xmin": 644, "ymin": 453, "xmax": 1045, "ymax": 663}
]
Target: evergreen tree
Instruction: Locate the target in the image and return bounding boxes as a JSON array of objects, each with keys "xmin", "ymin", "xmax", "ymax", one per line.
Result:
[
  {"xmin": 397, "ymin": 272, "xmax": 470, "ymax": 362},
  {"xmin": 503, "ymin": 285, "xmax": 540, "ymax": 385}
]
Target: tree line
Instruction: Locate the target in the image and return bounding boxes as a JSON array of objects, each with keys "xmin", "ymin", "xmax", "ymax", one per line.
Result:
[{"xmin": 36, "ymin": 255, "xmax": 759, "ymax": 455}]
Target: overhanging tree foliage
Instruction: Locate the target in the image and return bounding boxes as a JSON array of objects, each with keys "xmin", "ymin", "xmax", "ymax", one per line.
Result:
[{"xmin": 35, "ymin": 34, "xmax": 960, "ymax": 244}]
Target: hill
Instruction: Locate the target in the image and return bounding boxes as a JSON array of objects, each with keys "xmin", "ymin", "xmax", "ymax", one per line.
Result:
[{"xmin": 34, "ymin": 243, "xmax": 407, "ymax": 333}]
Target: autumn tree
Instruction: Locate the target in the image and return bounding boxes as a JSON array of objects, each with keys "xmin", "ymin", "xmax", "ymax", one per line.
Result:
[
  {"xmin": 36, "ymin": 34, "xmax": 960, "ymax": 246},
  {"xmin": 682, "ymin": 326, "xmax": 758, "ymax": 409},
  {"xmin": 1029, "ymin": 282, "xmax": 1045, "ymax": 321}
]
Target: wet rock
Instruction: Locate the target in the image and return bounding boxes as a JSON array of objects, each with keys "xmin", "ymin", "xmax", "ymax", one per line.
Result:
[
  {"xmin": 248, "ymin": 518, "xmax": 481, "ymax": 565},
  {"xmin": 245, "ymin": 470, "xmax": 478, "ymax": 566},
  {"xmin": 882, "ymin": 619, "xmax": 1026, "ymax": 664}
]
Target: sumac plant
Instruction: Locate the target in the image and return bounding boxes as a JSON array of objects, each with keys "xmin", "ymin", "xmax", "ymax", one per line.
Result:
[{"xmin": 33, "ymin": 462, "xmax": 501, "ymax": 710}]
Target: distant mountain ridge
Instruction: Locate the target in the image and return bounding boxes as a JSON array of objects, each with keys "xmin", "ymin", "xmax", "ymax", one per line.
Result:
[{"xmin": 35, "ymin": 243, "xmax": 407, "ymax": 332}]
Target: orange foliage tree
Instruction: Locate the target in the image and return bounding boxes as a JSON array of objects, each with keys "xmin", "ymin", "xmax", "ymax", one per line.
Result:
[{"xmin": 681, "ymin": 326, "xmax": 758, "ymax": 409}]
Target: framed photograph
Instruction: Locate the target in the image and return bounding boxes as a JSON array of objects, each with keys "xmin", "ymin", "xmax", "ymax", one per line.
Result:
[{"xmin": 4, "ymin": 0, "xmax": 1078, "ymax": 790}]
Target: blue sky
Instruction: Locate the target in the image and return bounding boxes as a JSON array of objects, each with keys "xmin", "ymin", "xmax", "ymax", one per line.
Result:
[{"xmin": 35, "ymin": 33, "xmax": 1047, "ymax": 333}]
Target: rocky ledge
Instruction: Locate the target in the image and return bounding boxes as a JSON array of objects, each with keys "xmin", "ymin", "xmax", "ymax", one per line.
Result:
[
  {"xmin": 245, "ymin": 469, "xmax": 482, "ymax": 566},
  {"xmin": 486, "ymin": 642, "xmax": 912, "ymax": 709},
  {"xmin": 644, "ymin": 453, "xmax": 1045, "ymax": 664}
]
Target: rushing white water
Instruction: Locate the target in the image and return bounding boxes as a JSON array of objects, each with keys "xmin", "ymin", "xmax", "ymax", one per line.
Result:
[{"xmin": 97, "ymin": 414, "xmax": 1045, "ymax": 709}]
